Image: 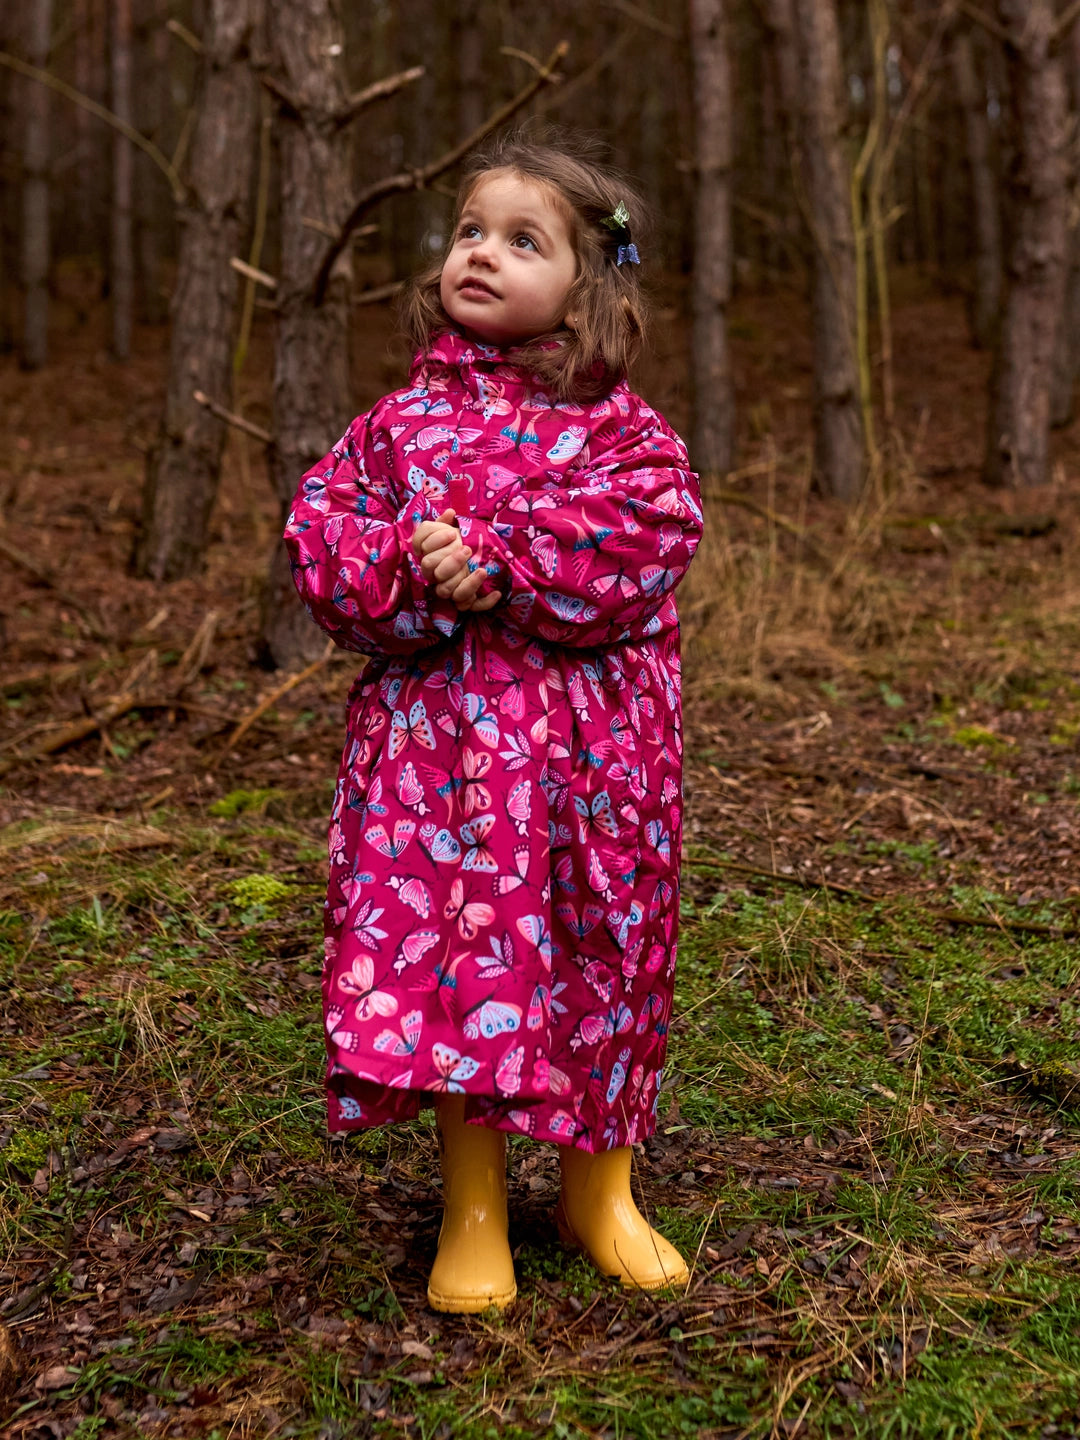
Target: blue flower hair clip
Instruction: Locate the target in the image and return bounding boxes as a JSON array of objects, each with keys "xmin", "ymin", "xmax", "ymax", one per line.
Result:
[{"xmin": 601, "ymin": 201, "xmax": 641, "ymax": 266}]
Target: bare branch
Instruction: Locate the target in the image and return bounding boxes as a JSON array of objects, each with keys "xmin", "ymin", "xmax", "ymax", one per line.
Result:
[
  {"xmin": 313, "ymin": 41, "xmax": 569, "ymax": 304},
  {"xmin": 956, "ymin": 1, "xmax": 1012, "ymax": 44},
  {"xmin": 1055, "ymin": 0, "xmax": 1080, "ymax": 41},
  {"xmin": 166, "ymin": 18, "xmax": 202, "ymax": 53},
  {"xmin": 259, "ymin": 71, "xmax": 303, "ymax": 119},
  {"xmin": 193, "ymin": 390, "xmax": 273, "ymax": 445},
  {"xmin": 0, "ymin": 50, "xmax": 185, "ymax": 202},
  {"xmin": 230, "ymin": 256, "xmax": 277, "ymax": 289},
  {"xmin": 599, "ymin": 0, "xmax": 681, "ymax": 39},
  {"xmin": 334, "ymin": 64, "xmax": 424, "ymax": 130},
  {"xmin": 354, "ymin": 281, "xmax": 404, "ymax": 306}
]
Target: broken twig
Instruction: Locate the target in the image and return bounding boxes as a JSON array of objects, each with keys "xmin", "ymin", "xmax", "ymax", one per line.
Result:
[
  {"xmin": 313, "ymin": 41, "xmax": 569, "ymax": 303},
  {"xmin": 193, "ymin": 390, "xmax": 273, "ymax": 445}
]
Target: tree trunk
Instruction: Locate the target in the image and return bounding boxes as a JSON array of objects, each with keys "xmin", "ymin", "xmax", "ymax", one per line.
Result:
[
  {"xmin": 109, "ymin": 0, "xmax": 134, "ymax": 360},
  {"xmin": 791, "ymin": 0, "xmax": 864, "ymax": 502},
  {"xmin": 21, "ymin": 0, "xmax": 53, "ymax": 370},
  {"xmin": 688, "ymin": 0, "xmax": 734, "ymax": 477},
  {"xmin": 135, "ymin": 0, "xmax": 169, "ymax": 326},
  {"xmin": 455, "ymin": 0, "xmax": 485, "ymax": 137},
  {"xmin": 133, "ymin": 0, "xmax": 261, "ymax": 581},
  {"xmin": 986, "ymin": 0, "xmax": 1069, "ymax": 488},
  {"xmin": 1052, "ymin": 17, "xmax": 1080, "ymax": 427},
  {"xmin": 952, "ymin": 28, "xmax": 1002, "ymax": 350},
  {"xmin": 264, "ymin": 0, "xmax": 354, "ymax": 669}
]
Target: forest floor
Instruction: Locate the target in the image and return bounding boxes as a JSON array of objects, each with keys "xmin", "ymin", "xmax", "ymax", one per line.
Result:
[{"xmin": 1, "ymin": 271, "xmax": 1079, "ymax": 1439}]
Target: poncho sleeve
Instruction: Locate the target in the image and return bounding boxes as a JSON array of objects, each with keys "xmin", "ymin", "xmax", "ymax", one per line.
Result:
[
  {"xmin": 283, "ymin": 409, "xmax": 462, "ymax": 657},
  {"xmin": 458, "ymin": 401, "xmax": 702, "ymax": 649}
]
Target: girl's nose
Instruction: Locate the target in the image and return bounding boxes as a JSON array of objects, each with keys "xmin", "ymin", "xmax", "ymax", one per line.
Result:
[{"xmin": 469, "ymin": 237, "xmax": 497, "ymax": 268}]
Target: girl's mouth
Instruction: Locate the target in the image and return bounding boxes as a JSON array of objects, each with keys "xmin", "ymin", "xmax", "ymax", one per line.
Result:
[{"xmin": 460, "ymin": 277, "xmax": 497, "ymax": 297}]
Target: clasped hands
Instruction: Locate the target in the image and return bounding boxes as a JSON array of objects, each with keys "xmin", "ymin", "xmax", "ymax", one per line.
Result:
[{"xmin": 412, "ymin": 509, "xmax": 501, "ymax": 613}]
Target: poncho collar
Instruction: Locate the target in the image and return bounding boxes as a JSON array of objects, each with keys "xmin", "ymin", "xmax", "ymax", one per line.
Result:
[{"xmin": 411, "ymin": 328, "xmax": 562, "ymax": 401}]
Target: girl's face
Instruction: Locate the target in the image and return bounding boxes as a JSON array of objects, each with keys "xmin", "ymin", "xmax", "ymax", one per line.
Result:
[{"xmin": 440, "ymin": 171, "xmax": 578, "ymax": 346}]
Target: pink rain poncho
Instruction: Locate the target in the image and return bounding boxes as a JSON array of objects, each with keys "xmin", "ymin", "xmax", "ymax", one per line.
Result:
[{"xmin": 284, "ymin": 330, "xmax": 702, "ymax": 1152}]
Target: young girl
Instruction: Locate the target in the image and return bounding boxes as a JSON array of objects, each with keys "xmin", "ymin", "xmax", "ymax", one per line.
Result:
[{"xmin": 284, "ymin": 135, "xmax": 703, "ymax": 1314}]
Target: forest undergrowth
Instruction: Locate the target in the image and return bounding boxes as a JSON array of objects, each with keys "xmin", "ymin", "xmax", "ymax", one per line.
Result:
[{"xmin": 2, "ymin": 280, "xmax": 1079, "ymax": 1437}]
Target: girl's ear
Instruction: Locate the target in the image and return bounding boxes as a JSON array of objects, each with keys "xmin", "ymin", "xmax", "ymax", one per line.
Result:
[{"xmin": 564, "ymin": 311, "xmax": 578, "ymax": 331}]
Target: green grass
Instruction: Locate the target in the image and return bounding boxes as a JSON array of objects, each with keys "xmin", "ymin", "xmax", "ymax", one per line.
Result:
[{"xmin": 1, "ymin": 808, "xmax": 1078, "ymax": 1440}]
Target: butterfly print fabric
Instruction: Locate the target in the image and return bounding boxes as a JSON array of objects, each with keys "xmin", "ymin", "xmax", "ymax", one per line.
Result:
[{"xmin": 284, "ymin": 329, "xmax": 702, "ymax": 1153}]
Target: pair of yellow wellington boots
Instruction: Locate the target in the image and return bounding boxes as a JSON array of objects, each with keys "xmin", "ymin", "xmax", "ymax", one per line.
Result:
[{"xmin": 426, "ymin": 1098, "xmax": 689, "ymax": 1314}]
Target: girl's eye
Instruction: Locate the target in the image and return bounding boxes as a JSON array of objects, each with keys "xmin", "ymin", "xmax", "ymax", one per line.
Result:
[
  {"xmin": 459, "ymin": 223, "xmax": 481, "ymax": 240},
  {"xmin": 512, "ymin": 234, "xmax": 538, "ymax": 251}
]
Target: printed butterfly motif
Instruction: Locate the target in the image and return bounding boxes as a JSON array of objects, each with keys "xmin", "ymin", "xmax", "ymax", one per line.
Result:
[
  {"xmin": 498, "ymin": 727, "xmax": 534, "ymax": 771},
  {"xmin": 443, "ymin": 877, "xmax": 495, "ymax": 940},
  {"xmin": 605, "ymin": 1046, "xmax": 633, "ymax": 1105},
  {"xmin": 349, "ymin": 898, "xmax": 389, "ymax": 949},
  {"xmin": 516, "ymin": 912, "xmax": 553, "ymax": 968},
  {"xmin": 364, "ymin": 818, "xmax": 416, "ymax": 861},
  {"xmin": 336, "ymin": 954, "xmax": 398, "ymax": 1022},
  {"xmin": 373, "ymin": 1008, "xmax": 423, "ymax": 1057},
  {"xmin": 462, "ymin": 692, "xmax": 501, "ymax": 747},
  {"xmin": 387, "ymin": 874, "xmax": 432, "ymax": 919},
  {"xmin": 627, "ymin": 1063, "xmax": 646, "ymax": 1109},
  {"xmin": 336, "ymin": 1093, "xmax": 364, "ymax": 1121},
  {"xmin": 302, "ymin": 473, "xmax": 329, "ymax": 512},
  {"xmin": 569, "ymin": 1002, "xmax": 634, "ymax": 1052},
  {"xmin": 637, "ymin": 991, "xmax": 665, "ymax": 1033},
  {"xmin": 507, "ymin": 778, "xmax": 532, "ymax": 836},
  {"xmin": 639, "ymin": 564, "xmax": 679, "ymax": 598},
  {"xmin": 530, "ymin": 532, "xmax": 558, "ymax": 579},
  {"xmin": 494, "ymin": 843, "xmax": 530, "ymax": 895},
  {"xmin": 573, "ymin": 789, "xmax": 620, "ymax": 844},
  {"xmin": 430, "ymin": 1042, "xmax": 480, "ymax": 1093},
  {"xmin": 392, "ymin": 926, "xmax": 440, "ymax": 975},
  {"xmin": 584, "ymin": 960, "xmax": 616, "ymax": 1003},
  {"xmin": 555, "ymin": 901, "xmax": 605, "ymax": 940},
  {"xmin": 644, "ymin": 820, "xmax": 671, "ymax": 863},
  {"xmin": 389, "ymin": 699, "xmax": 436, "ymax": 758},
  {"xmin": 396, "ymin": 761, "xmax": 432, "ymax": 816},
  {"xmin": 487, "ymin": 420, "xmax": 544, "ymax": 467},
  {"xmin": 546, "ymin": 425, "xmax": 587, "ymax": 462},
  {"xmin": 463, "ymin": 997, "xmax": 522, "ymax": 1041},
  {"xmin": 495, "ymin": 1043, "xmax": 524, "ymax": 1097},
  {"xmin": 410, "ymin": 953, "xmax": 462, "ymax": 1022},
  {"xmin": 416, "ymin": 822, "xmax": 462, "ymax": 870},
  {"xmin": 484, "ymin": 654, "xmax": 527, "ymax": 720},
  {"xmin": 404, "ymin": 463, "xmax": 446, "ymax": 502},
  {"xmin": 607, "ymin": 901, "xmax": 644, "ymax": 952},
  {"xmin": 460, "ymin": 814, "xmax": 499, "ymax": 873},
  {"xmin": 400, "ymin": 396, "xmax": 453, "ymax": 417},
  {"xmin": 545, "ymin": 591, "xmax": 600, "ymax": 625},
  {"xmin": 477, "ymin": 929, "xmax": 518, "ymax": 981},
  {"xmin": 532, "ymin": 1048, "xmax": 572, "ymax": 1097}
]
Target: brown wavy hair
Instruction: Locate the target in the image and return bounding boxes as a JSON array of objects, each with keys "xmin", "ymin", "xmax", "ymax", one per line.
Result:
[{"xmin": 401, "ymin": 131, "xmax": 650, "ymax": 403}]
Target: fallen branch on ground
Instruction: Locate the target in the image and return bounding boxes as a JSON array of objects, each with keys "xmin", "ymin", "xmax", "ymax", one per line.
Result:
[{"xmin": 218, "ymin": 643, "xmax": 336, "ymax": 757}]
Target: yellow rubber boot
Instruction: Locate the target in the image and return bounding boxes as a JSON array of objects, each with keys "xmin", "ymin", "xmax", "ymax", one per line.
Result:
[
  {"xmin": 427, "ymin": 1097, "xmax": 517, "ymax": 1313},
  {"xmin": 557, "ymin": 1146, "xmax": 689, "ymax": 1291}
]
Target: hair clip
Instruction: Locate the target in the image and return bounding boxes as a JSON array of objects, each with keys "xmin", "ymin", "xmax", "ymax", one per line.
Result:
[
  {"xmin": 601, "ymin": 202, "xmax": 640, "ymax": 265},
  {"xmin": 601, "ymin": 200, "xmax": 633, "ymax": 234}
]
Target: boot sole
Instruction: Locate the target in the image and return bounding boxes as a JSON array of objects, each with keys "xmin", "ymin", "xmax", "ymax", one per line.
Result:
[{"xmin": 427, "ymin": 1282, "xmax": 517, "ymax": 1314}]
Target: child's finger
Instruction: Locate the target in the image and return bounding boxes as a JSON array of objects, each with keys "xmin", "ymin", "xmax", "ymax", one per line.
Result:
[
  {"xmin": 423, "ymin": 545, "xmax": 471, "ymax": 581},
  {"xmin": 419, "ymin": 524, "xmax": 458, "ymax": 555}
]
